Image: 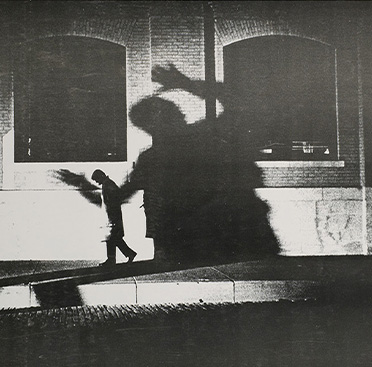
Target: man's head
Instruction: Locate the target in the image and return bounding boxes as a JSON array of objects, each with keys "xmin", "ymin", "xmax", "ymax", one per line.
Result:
[{"xmin": 91, "ymin": 169, "xmax": 107, "ymax": 185}]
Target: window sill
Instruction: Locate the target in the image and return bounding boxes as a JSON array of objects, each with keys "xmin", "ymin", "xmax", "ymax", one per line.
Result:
[{"xmin": 255, "ymin": 161, "xmax": 345, "ymax": 168}]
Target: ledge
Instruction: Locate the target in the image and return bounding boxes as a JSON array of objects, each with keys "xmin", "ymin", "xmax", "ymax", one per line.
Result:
[{"xmin": 256, "ymin": 161, "xmax": 345, "ymax": 168}]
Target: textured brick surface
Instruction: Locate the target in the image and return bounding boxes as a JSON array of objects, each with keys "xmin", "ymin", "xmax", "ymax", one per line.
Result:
[
  {"xmin": 2, "ymin": 299, "xmax": 372, "ymax": 366},
  {"xmin": 0, "ymin": 302, "xmax": 231, "ymax": 329},
  {"xmin": 0, "ymin": 76, "xmax": 12, "ymax": 136},
  {"xmin": 150, "ymin": 14, "xmax": 205, "ymax": 123}
]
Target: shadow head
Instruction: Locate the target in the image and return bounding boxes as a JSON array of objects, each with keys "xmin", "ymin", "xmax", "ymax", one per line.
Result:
[{"xmin": 129, "ymin": 96, "xmax": 186, "ymax": 138}]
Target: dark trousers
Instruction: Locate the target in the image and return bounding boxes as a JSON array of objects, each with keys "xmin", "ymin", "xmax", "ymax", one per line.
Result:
[
  {"xmin": 106, "ymin": 236, "xmax": 136, "ymax": 259},
  {"xmin": 106, "ymin": 223, "xmax": 136, "ymax": 260}
]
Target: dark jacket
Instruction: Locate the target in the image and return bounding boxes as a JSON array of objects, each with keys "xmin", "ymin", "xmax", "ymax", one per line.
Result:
[{"xmin": 102, "ymin": 176, "xmax": 124, "ymax": 237}]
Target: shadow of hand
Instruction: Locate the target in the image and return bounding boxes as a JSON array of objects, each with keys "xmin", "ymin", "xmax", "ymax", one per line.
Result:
[{"xmin": 152, "ymin": 64, "xmax": 191, "ymax": 93}]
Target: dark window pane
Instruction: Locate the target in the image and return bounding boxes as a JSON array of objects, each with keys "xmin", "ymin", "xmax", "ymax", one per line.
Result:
[
  {"xmin": 224, "ymin": 36, "xmax": 337, "ymax": 160},
  {"xmin": 14, "ymin": 37, "xmax": 127, "ymax": 162}
]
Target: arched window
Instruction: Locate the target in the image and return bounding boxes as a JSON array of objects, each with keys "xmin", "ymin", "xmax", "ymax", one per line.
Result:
[
  {"xmin": 224, "ymin": 36, "xmax": 337, "ymax": 160},
  {"xmin": 14, "ymin": 37, "xmax": 127, "ymax": 162}
]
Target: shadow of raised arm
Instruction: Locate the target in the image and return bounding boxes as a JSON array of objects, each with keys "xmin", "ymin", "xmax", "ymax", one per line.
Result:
[
  {"xmin": 54, "ymin": 169, "xmax": 102, "ymax": 207},
  {"xmin": 152, "ymin": 63, "xmax": 228, "ymax": 106},
  {"xmin": 152, "ymin": 64, "xmax": 194, "ymax": 94}
]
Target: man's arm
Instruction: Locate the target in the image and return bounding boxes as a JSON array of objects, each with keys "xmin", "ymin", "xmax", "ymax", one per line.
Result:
[
  {"xmin": 54, "ymin": 169, "xmax": 102, "ymax": 206},
  {"xmin": 118, "ymin": 153, "xmax": 149, "ymax": 204}
]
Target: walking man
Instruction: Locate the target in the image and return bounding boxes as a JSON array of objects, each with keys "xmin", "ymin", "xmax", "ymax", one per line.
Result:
[{"xmin": 91, "ymin": 169, "xmax": 137, "ymax": 267}]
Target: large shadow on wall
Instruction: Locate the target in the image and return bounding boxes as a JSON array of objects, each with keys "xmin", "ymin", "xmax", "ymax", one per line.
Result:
[
  {"xmin": 55, "ymin": 65, "xmax": 280, "ymax": 266},
  {"xmin": 124, "ymin": 65, "xmax": 280, "ymax": 265}
]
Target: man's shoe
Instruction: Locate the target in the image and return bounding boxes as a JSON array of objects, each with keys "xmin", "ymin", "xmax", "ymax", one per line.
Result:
[
  {"xmin": 127, "ymin": 252, "xmax": 137, "ymax": 263},
  {"xmin": 99, "ymin": 258, "xmax": 116, "ymax": 267}
]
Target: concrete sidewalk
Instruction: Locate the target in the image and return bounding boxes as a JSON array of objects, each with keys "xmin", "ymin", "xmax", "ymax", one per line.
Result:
[
  {"xmin": 77, "ymin": 267, "xmax": 319, "ymax": 307},
  {"xmin": 2, "ymin": 256, "xmax": 372, "ymax": 308}
]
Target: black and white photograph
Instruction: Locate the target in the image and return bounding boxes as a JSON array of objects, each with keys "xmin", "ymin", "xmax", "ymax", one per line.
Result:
[{"xmin": 1, "ymin": 1, "xmax": 372, "ymax": 365}]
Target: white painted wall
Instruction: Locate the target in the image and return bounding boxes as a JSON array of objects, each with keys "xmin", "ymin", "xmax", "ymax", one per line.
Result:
[
  {"xmin": 0, "ymin": 185, "xmax": 366, "ymax": 260},
  {"xmin": 257, "ymin": 188, "xmax": 365, "ymax": 256}
]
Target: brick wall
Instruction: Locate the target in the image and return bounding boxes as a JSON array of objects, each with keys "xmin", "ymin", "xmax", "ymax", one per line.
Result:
[
  {"xmin": 12, "ymin": 2, "xmax": 139, "ymax": 45},
  {"xmin": 0, "ymin": 76, "xmax": 12, "ymax": 135},
  {"xmin": 0, "ymin": 75, "xmax": 13, "ymax": 186},
  {"xmin": 0, "ymin": 1, "xmax": 364, "ymax": 188},
  {"xmin": 126, "ymin": 15, "xmax": 152, "ymax": 163},
  {"xmin": 150, "ymin": 2, "xmax": 206, "ymax": 124},
  {"xmin": 0, "ymin": 2, "xmax": 370, "ymax": 259}
]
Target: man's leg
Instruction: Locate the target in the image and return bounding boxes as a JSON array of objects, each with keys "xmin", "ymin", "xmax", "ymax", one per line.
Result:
[
  {"xmin": 100, "ymin": 239, "xmax": 116, "ymax": 266},
  {"xmin": 117, "ymin": 238, "xmax": 137, "ymax": 263}
]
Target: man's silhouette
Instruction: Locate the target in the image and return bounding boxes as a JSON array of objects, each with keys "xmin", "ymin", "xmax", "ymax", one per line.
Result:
[{"xmin": 91, "ymin": 169, "xmax": 137, "ymax": 266}]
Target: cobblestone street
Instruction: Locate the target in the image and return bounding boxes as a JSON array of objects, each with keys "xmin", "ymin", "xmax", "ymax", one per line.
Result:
[{"xmin": 2, "ymin": 299, "xmax": 372, "ymax": 366}]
